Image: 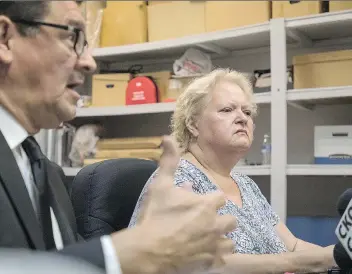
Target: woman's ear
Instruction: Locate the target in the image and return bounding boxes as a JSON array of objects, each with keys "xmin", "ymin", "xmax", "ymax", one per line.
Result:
[{"xmin": 186, "ymin": 119, "xmax": 199, "ymax": 138}]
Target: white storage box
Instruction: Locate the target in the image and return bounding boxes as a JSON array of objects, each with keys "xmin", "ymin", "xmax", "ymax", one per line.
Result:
[{"xmin": 314, "ymin": 125, "xmax": 352, "ymax": 165}]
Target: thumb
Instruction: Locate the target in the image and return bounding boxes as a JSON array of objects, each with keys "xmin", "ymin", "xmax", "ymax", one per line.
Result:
[{"xmin": 153, "ymin": 135, "xmax": 180, "ymax": 188}]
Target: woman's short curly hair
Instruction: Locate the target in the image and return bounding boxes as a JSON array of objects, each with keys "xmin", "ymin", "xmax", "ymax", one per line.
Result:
[{"xmin": 170, "ymin": 68, "xmax": 257, "ymax": 152}]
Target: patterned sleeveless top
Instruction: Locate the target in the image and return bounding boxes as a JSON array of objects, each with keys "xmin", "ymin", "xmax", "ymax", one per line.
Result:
[{"xmin": 129, "ymin": 159, "xmax": 287, "ymax": 255}]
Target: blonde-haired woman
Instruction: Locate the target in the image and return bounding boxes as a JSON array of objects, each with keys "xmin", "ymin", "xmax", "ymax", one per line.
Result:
[{"xmin": 129, "ymin": 68, "xmax": 336, "ymax": 274}]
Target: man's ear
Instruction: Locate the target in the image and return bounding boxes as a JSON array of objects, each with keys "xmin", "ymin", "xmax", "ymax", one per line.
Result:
[{"xmin": 0, "ymin": 16, "xmax": 14, "ymax": 64}]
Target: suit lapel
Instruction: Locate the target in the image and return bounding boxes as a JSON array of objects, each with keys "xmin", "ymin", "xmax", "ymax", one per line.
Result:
[
  {"xmin": 0, "ymin": 132, "xmax": 45, "ymax": 250},
  {"xmin": 46, "ymin": 163, "xmax": 77, "ymax": 245}
]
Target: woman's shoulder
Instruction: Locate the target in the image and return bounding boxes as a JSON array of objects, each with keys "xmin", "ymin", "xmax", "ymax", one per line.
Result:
[
  {"xmin": 148, "ymin": 158, "xmax": 202, "ymax": 185},
  {"xmin": 230, "ymin": 169, "xmax": 262, "ymax": 196}
]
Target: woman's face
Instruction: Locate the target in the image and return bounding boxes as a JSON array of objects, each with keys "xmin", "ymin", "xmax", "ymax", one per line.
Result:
[{"xmin": 193, "ymin": 80, "xmax": 254, "ymax": 153}]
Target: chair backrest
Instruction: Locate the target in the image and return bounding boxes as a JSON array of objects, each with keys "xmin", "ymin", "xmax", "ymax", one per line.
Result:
[{"xmin": 70, "ymin": 158, "xmax": 158, "ymax": 239}]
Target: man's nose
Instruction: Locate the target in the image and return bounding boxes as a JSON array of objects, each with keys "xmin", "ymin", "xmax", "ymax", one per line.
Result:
[{"xmin": 75, "ymin": 48, "xmax": 97, "ymax": 74}]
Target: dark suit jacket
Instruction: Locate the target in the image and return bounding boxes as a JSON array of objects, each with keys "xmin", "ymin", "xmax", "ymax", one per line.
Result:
[{"xmin": 0, "ymin": 131, "xmax": 106, "ymax": 270}]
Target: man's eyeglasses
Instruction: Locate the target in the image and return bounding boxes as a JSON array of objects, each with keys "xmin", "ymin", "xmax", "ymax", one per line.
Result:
[{"xmin": 11, "ymin": 19, "xmax": 88, "ymax": 57}]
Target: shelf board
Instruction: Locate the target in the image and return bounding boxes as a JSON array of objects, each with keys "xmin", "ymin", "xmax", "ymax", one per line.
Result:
[
  {"xmin": 254, "ymin": 92, "xmax": 271, "ymax": 104},
  {"xmin": 287, "ymin": 165, "xmax": 352, "ymax": 176},
  {"xmin": 76, "ymin": 102, "xmax": 176, "ymax": 117},
  {"xmin": 62, "ymin": 167, "xmax": 81, "ymax": 177},
  {"xmin": 63, "ymin": 165, "xmax": 270, "ymax": 177},
  {"xmin": 286, "ymin": 86, "xmax": 352, "ymax": 105},
  {"xmin": 286, "ymin": 10, "xmax": 352, "ymax": 47},
  {"xmin": 232, "ymin": 165, "xmax": 270, "ymax": 176},
  {"xmin": 64, "ymin": 165, "xmax": 352, "ymax": 177},
  {"xmin": 76, "ymin": 92, "xmax": 271, "ymax": 118},
  {"xmin": 93, "ymin": 22, "xmax": 270, "ymax": 63}
]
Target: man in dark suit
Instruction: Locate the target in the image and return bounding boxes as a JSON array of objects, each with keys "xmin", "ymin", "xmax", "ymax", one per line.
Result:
[{"xmin": 0, "ymin": 1, "xmax": 236, "ymax": 274}]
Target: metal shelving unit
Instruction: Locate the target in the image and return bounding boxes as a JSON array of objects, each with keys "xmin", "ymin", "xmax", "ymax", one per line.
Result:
[
  {"xmin": 233, "ymin": 165, "xmax": 271, "ymax": 176},
  {"xmin": 92, "ymin": 22, "xmax": 271, "ymax": 64},
  {"xmin": 270, "ymin": 11, "xmax": 352, "ymax": 222},
  {"xmin": 287, "ymin": 165, "xmax": 352, "ymax": 176},
  {"xmin": 61, "ymin": 10, "xmax": 352, "ymax": 223},
  {"xmin": 76, "ymin": 91, "xmax": 271, "ymax": 118}
]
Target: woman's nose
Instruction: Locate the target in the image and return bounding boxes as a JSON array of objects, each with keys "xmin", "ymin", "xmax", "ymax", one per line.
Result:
[{"xmin": 234, "ymin": 110, "xmax": 248, "ymax": 124}]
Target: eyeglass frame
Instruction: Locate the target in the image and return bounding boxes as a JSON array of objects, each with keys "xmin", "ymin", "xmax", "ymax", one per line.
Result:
[{"xmin": 10, "ymin": 19, "xmax": 88, "ymax": 57}]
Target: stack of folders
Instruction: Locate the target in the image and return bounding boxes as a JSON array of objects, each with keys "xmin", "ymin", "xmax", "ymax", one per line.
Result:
[{"xmin": 84, "ymin": 136, "xmax": 163, "ymax": 166}]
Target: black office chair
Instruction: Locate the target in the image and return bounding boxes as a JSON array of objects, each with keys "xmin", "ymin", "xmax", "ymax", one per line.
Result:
[{"xmin": 70, "ymin": 158, "xmax": 158, "ymax": 239}]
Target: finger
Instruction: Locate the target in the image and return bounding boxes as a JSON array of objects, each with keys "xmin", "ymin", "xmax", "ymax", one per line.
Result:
[
  {"xmin": 151, "ymin": 136, "xmax": 180, "ymax": 191},
  {"xmin": 204, "ymin": 191, "xmax": 227, "ymax": 210},
  {"xmin": 216, "ymin": 237, "xmax": 234, "ymax": 255},
  {"xmin": 158, "ymin": 135, "xmax": 180, "ymax": 176},
  {"xmin": 214, "ymin": 215, "xmax": 237, "ymax": 235},
  {"xmin": 148, "ymin": 136, "xmax": 180, "ymax": 194}
]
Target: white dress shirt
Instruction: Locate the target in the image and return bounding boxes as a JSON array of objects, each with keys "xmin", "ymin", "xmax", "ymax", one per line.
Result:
[{"xmin": 0, "ymin": 106, "xmax": 121, "ymax": 274}]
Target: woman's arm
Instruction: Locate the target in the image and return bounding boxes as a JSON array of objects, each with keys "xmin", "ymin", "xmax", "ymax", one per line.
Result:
[
  {"xmin": 275, "ymin": 221, "xmax": 322, "ymax": 251},
  {"xmin": 223, "ymin": 245, "xmax": 335, "ymax": 274}
]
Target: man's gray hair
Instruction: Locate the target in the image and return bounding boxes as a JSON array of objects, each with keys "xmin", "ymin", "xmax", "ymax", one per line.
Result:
[
  {"xmin": 0, "ymin": 1, "xmax": 83, "ymax": 36},
  {"xmin": 0, "ymin": 1, "xmax": 49, "ymax": 36}
]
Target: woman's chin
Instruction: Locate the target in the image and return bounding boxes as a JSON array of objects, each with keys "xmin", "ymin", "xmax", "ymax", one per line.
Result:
[{"xmin": 230, "ymin": 141, "xmax": 251, "ymax": 151}]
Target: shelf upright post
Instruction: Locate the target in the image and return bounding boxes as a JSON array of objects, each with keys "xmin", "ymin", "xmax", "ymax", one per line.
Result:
[{"xmin": 270, "ymin": 18, "xmax": 288, "ymax": 223}]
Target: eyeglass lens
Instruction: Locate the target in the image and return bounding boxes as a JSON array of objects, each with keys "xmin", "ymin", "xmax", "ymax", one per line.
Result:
[{"xmin": 75, "ymin": 30, "xmax": 87, "ymax": 56}]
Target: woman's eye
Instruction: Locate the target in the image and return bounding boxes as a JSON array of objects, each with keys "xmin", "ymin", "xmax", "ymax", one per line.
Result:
[
  {"xmin": 221, "ymin": 108, "xmax": 232, "ymax": 112},
  {"xmin": 244, "ymin": 110, "xmax": 252, "ymax": 116}
]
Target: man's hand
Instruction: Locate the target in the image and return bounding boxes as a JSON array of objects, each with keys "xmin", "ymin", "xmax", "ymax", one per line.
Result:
[{"xmin": 112, "ymin": 136, "xmax": 236, "ymax": 274}]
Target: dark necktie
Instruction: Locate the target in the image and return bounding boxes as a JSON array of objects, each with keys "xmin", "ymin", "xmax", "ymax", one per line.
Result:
[{"xmin": 22, "ymin": 136, "xmax": 56, "ymax": 250}]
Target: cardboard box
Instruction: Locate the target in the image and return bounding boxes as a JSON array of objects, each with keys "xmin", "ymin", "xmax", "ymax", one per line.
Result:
[
  {"xmin": 97, "ymin": 136, "xmax": 163, "ymax": 150},
  {"xmin": 100, "ymin": 1, "xmax": 147, "ymax": 47},
  {"xmin": 314, "ymin": 125, "xmax": 352, "ymax": 165},
  {"xmin": 293, "ymin": 49, "xmax": 352, "ymax": 89},
  {"xmin": 148, "ymin": 1, "xmax": 173, "ymax": 5},
  {"xmin": 272, "ymin": 0, "xmax": 327, "ymax": 18},
  {"xmin": 92, "ymin": 74, "xmax": 131, "ymax": 107},
  {"xmin": 95, "ymin": 148, "xmax": 163, "ymax": 161},
  {"xmin": 329, "ymin": 1, "xmax": 352, "ymax": 12},
  {"xmin": 205, "ymin": 1, "xmax": 271, "ymax": 32},
  {"xmin": 147, "ymin": 1, "xmax": 206, "ymax": 41}
]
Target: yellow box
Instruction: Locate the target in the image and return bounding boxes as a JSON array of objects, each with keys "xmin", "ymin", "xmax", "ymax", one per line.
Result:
[
  {"xmin": 205, "ymin": 1, "xmax": 271, "ymax": 32},
  {"xmin": 92, "ymin": 74, "xmax": 131, "ymax": 107},
  {"xmin": 272, "ymin": 0, "xmax": 326, "ymax": 18},
  {"xmin": 147, "ymin": 1, "xmax": 173, "ymax": 5},
  {"xmin": 293, "ymin": 49, "xmax": 352, "ymax": 89},
  {"xmin": 329, "ymin": 1, "xmax": 352, "ymax": 12},
  {"xmin": 100, "ymin": 1, "xmax": 147, "ymax": 47},
  {"xmin": 95, "ymin": 148, "xmax": 162, "ymax": 161},
  {"xmin": 147, "ymin": 1, "xmax": 206, "ymax": 41}
]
